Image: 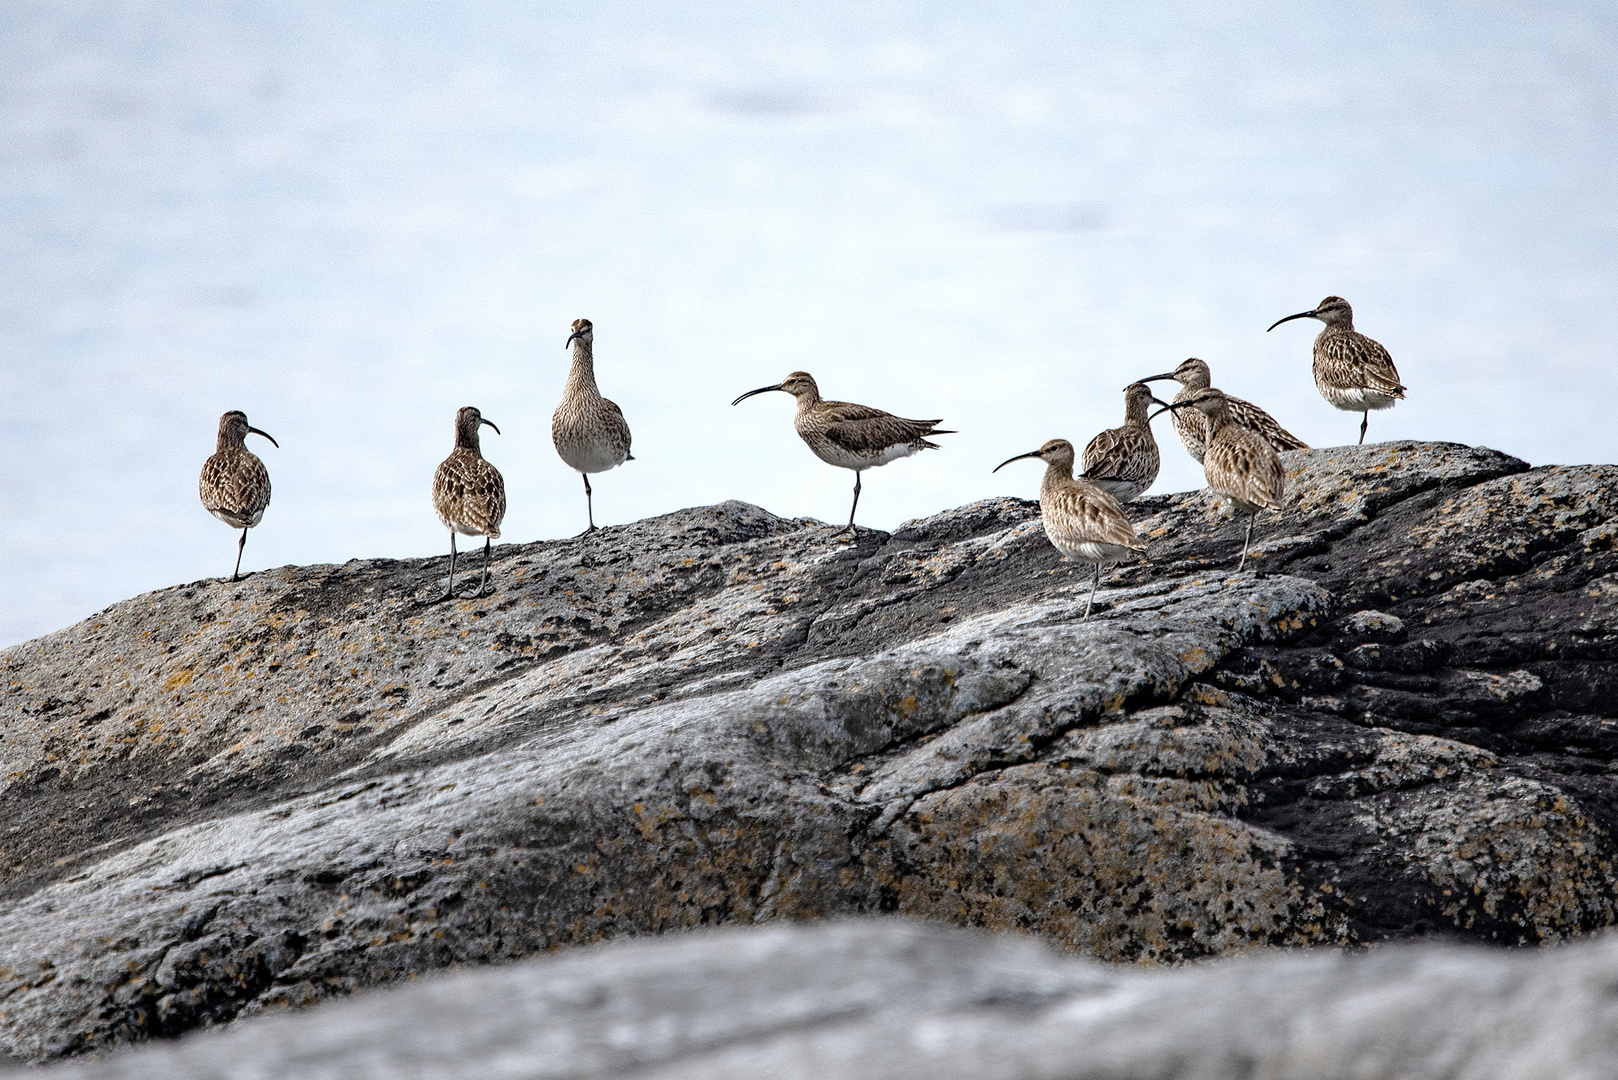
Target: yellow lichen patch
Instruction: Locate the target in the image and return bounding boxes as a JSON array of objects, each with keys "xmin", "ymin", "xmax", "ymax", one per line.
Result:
[{"xmin": 162, "ymin": 670, "xmax": 194, "ymax": 690}]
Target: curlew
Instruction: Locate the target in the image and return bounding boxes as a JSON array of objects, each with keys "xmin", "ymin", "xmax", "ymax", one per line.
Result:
[
  {"xmin": 732, "ymin": 371, "xmax": 952, "ymax": 531},
  {"xmin": 1080, "ymin": 381, "xmax": 1166, "ymax": 503},
  {"xmin": 1141, "ymin": 357, "xmax": 1307, "ymax": 463},
  {"xmin": 199, "ymin": 411, "xmax": 278, "ymax": 583},
  {"xmin": 1160, "ymin": 388, "xmax": 1284, "ymax": 572},
  {"xmin": 432, "ymin": 406, "xmax": 506, "ymax": 601},
  {"xmin": 994, "ymin": 438, "xmax": 1146, "ymax": 618},
  {"xmin": 553, "ymin": 318, "xmax": 633, "ymax": 533},
  {"xmin": 1268, "ymin": 296, "xmax": 1405, "ymax": 445}
]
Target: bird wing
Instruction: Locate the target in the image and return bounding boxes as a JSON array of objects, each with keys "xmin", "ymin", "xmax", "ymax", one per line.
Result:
[
  {"xmin": 200, "ymin": 452, "xmax": 271, "ymax": 516},
  {"xmin": 1045, "ymin": 482, "xmax": 1146, "ymax": 552},
  {"xmin": 1226, "ymin": 395, "xmax": 1309, "ymax": 452},
  {"xmin": 1206, "ymin": 431, "xmax": 1285, "ymax": 511},
  {"xmin": 434, "ymin": 454, "xmax": 507, "ymax": 536},
  {"xmin": 601, "ymin": 396, "xmax": 633, "ymax": 455},
  {"xmin": 1319, "ymin": 334, "xmax": 1406, "ymax": 398},
  {"xmin": 819, "ymin": 402, "xmax": 942, "ymax": 453},
  {"xmin": 1082, "ymin": 426, "xmax": 1156, "ymax": 483}
]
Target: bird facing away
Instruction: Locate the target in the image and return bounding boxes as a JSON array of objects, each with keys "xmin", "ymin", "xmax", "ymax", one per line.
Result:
[
  {"xmin": 553, "ymin": 318, "xmax": 633, "ymax": 533},
  {"xmin": 432, "ymin": 406, "xmax": 506, "ymax": 601},
  {"xmin": 1161, "ymin": 388, "xmax": 1284, "ymax": 573},
  {"xmin": 1140, "ymin": 358, "xmax": 1308, "ymax": 463},
  {"xmin": 732, "ymin": 371, "xmax": 953, "ymax": 531},
  {"xmin": 1267, "ymin": 297, "xmax": 1405, "ymax": 445},
  {"xmin": 1080, "ymin": 381, "xmax": 1165, "ymax": 503},
  {"xmin": 198, "ymin": 410, "xmax": 278, "ymax": 583},
  {"xmin": 994, "ymin": 438, "xmax": 1146, "ymax": 618}
]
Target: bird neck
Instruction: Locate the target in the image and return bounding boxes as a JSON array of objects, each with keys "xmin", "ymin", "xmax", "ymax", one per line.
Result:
[
  {"xmin": 455, "ymin": 428, "xmax": 484, "ymax": 454},
  {"xmin": 1040, "ymin": 458, "xmax": 1076, "ymax": 492},
  {"xmin": 566, "ymin": 340, "xmax": 600, "ymax": 397},
  {"xmin": 792, "ymin": 386, "xmax": 823, "ymax": 411},
  {"xmin": 1124, "ymin": 394, "xmax": 1152, "ymax": 426},
  {"xmin": 1203, "ymin": 406, "xmax": 1232, "ymax": 436},
  {"xmin": 217, "ymin": 432, "xmax": 245, "ymax": 452}
]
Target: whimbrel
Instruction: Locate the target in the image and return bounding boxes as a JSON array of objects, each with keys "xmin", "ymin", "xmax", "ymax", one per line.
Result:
[
  {"xmin": 1267, "ymin": 297, "xmax": 1405, "ymax": 445},
  {"xmin": 198, "ymin": 411, "xmax": 277, "ymax": 583},
  {"xmin": 432, "ymin": 406, "xmax": 506, "ymax": 600},
  {"xmin": 1160, "ymin": 388, "xmax": 1284, "ymax": 572},
  {"xmin": 553, "ymin": 318, "xmax": 633, "ymax": 533},
  {"xmin": 1141, "ymin": 358, "xmax": 1307, "ymax": 463},
  {"xmin": 994, "ymin": 438, "xmax": 1146, "ymax": 618},
  {"xmin": 732, "ymin": 371, "xmax": 953, "ymax": 530},
  {"xmin": 1080, "ymin": 382, "xmax": 1164, "ymax": 503}
]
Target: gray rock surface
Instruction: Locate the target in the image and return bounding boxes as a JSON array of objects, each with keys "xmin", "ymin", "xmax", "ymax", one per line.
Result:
[
  {"xmin": 0, "ymin": 440, "xmax": 1615, "ymax": 1060},
  {"xmin": 37, "ymin": 919, "xmax": 1618, "ymax": 1079}
]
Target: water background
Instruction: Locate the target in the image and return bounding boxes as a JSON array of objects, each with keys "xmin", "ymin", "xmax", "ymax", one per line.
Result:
[{"xmin": 3, "ymin": 1, "xmax": 1615, "ymax": 646}]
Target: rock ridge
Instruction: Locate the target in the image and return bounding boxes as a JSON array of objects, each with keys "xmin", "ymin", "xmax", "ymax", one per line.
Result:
[{"xmin": 1, "ymin": 440, "xmax": 1616, "ymax": 1059}]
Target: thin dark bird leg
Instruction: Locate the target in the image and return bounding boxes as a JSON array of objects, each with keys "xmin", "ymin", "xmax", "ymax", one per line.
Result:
[
  {"xmin": 1359, "ymin": 410, "xmax": 1369, "ymax": 445},
  {"xmin": 582, "ymin": 473, "xmax": 597, "ymax": 534},
  {"xmin": 846, "ymin": 471, "xmax": 863, "ymax": 531},
  {"xmin": 1237, "ymin": 513, "xmax": 1256, "ymax": 573},
  {"xmin": 440, "ymin": 532, "xmax": 458, "ymax": 601},
  {"xmin": 478, "ymin": 537, "xmax": 491, "ymax": 597},
  {"xmin": 231, "ymin": 527, "xmax": 248, "ymax": 583},
  {"xmin": 1083, "ymin": 562, "xmax": 1101, "ymax": 620}
]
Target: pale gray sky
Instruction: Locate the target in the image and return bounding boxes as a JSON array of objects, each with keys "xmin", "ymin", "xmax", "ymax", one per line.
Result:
[{"xmin": 2, "ymin": 1, "xmax": 1615, "ymax": 645}]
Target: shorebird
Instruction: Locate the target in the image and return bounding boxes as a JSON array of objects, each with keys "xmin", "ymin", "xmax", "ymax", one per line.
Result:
[
  {"xmin": 1267, "ymin": 296, "xmax": 1405, "ymax": 445},
  {"xmin": 553, "ymin": 318, "xmax": 633, "ymax": 533},
  {"xmin": 1159, "ymin": 388, "xmax": 1284, "ymax": 572},
  {"xmin": 732, "ymin": 371, "xmax": 953, "ymax": 531},
  {"xmin": 1080, "ymin": 381, "xmax": 1165, "ymax": 503},
  {"xmin": 198, "ymin": 411, "xmax": 277, "ymax": 583},
  {"xmin": 994, "ymin": 438, "xmax": 1146, "ymax": 618},
  {"xmin": 432, "ymin": 406, "xmax": 506, "ymax": 600},
  {"xmin": 1140, "ymin": 358, "xmax": 1307, "ymax": 463}
]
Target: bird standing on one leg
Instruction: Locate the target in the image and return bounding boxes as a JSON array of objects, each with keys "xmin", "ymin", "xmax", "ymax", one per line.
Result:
[
  {"xmin": 1080, "ymin": 382, "xmax": 1165, "ymax": 503},
  {"xmin": 432, "ymin": 406, "xmax": 505, "ymax": 601},
  {"xmin": 732, "ymin": 371, "xmax": 952, "ymax": 531},
  {"xmin": 199, "ymin": 410, "xmax": 278, "ymax": 583},
  {"xmin": 1161, "ymin": 388, "xmax": 1285, "ymax": 572},
  {"xmin": 994, "ymin": 438, "xmax": 1146, "ymax": 618},
  {"xmin": 1267, "ymin": 297, "xmax": 1405, "ymax": 445},
  {"xmin": 1139, "ymin": 357, "xmax": 1307, "ymax": 463},
  {"xmin": 553, "ymin": 318, "xmax": 633, "ymax": 534}
]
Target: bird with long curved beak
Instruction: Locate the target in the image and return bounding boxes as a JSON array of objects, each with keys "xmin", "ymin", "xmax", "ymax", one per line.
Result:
[
  {"xmin": 1268, "ymin": 296, "xmax": 1404, "ymax": 445},
  {"xmin": 993, "ymin": 438, "xmax": 1145, "ymax": 618},
  {"xmin": 732, "ymin": 371, "xmax": 952, "ymax": 532},
  {"xmin": 1154, "ymin": 390, "xmax": 1284, "ymax": 573},
  {"xmin": 553, "ymin": 318, "xmax": 633, "ymax": 534},
  {"xmin": 432, "ymin": 406, "xmax": 506, "ymax": 601},
  {"xmin": 1078, "ymin": 382, "xmax": 1169, "ymax": 503},
  {"xmin": 199, "ymin": 411, "xmax": 278, "ymax": 583},
  {"xmin": 1139, "ymin": 358, "xmax": 1307, "ymax": 463}
]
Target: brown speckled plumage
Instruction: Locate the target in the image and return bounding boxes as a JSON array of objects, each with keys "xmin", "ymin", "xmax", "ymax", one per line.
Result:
[
  {"xmin": 732, "ymin": 371, "xmax": 953, "ymax": 530},
  {"xmin": 1177, "ymin": 388, "xmax": 1284, "ymax": 572},
  {"xmin": 1142, "ymin": 358, "xmax": 1307, "ymax": 464},
  {"xmin": 432, "ymin": 406, "xmax": 505, "ymax": 599},
  {"xmin": 553, "ymin": 319, "xmax": 633, "ymax": 533},
  {"xmin": 1268, "ymin": 296, "xmax": 1405, "ymax": 445},
  {"xmin": 1080, "ymin": 382, "xmax": 1162, "ymax": 503},
  {"xmin": 198, "ymin": 410, "xmax": 277, "ymax": 582},
  {"xmin": 994, "ymin": 438, "xmax": 1145, "ymax": 618}
]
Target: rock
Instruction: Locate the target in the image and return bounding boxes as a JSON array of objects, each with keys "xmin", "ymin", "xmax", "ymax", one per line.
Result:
[
  {"xmin": 38, "ymin": 918, "xmax": 1618, "ymax": 1079},
  {"xmin": 2, "ymin": 439, "xmax": 1617, "ymax": 1061}
]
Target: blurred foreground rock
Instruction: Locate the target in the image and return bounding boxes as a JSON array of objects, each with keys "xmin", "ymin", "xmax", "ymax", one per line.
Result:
[
  {"xmin": 40, "ymin": 919, "xmax": 1618, "ymax": 1079},
  {"xmin": 1, "ymin": 440, "xmax": 1617, "ymax": 1060}
]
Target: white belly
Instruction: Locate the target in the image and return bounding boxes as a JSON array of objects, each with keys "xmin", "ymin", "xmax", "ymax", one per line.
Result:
[
  {"xmin": 558, "ymin": 442, "xmax": 629, "ymax": 475},
  {"xmin": 210, "ymin": 507, "xmax": 263, "ymax": 529},
  {"xmin": 1050, "ymin": 537, "xmax": 1137, "ymax": 565},
  {"xmin": 812, "ymin": 441, "xmax": 919, "ymax": 471},
  {"xmin": 1319, "ymin": 385, "xmax": 1398, "ymax": 413},
  {"xmin": 1088, "ymin": 477, "xmax": 1150, "ymax": 504}
]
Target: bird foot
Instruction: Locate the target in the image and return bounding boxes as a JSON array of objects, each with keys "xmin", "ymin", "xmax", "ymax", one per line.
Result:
[{"xmin": 577, "ymin": 525, "xmax": 599, "ymax": 537}]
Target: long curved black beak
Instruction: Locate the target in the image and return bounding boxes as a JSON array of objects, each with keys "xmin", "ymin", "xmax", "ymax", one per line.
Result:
[
  {"xmin": 1147, "ymin": 401, "xmax": 1190, "ymax": 423},
  {"xmin": 993, "ymin": 450, "xmax": 1043, "ymax": 474},
  {"xmin": 247, "ymin": 426, "xmax": 279, "ymax": 448},
  {"xmin": 732, "ymin": 384, "xmax": 785, "ymax": 406},
  {"xmin": 1140, "ymin": 373, "xmax": 1178, "ymax": 383},
  {"xmin": 480, "ymin": 418, "xmax": 501, "ymax": 435},
  {"xmin": 565, "ymin": 331, "xmax": 579, "ymax": 348},
  {"xmin": 1267, "ymin": 310, "xmax": 1318, "ymax": 332}
]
